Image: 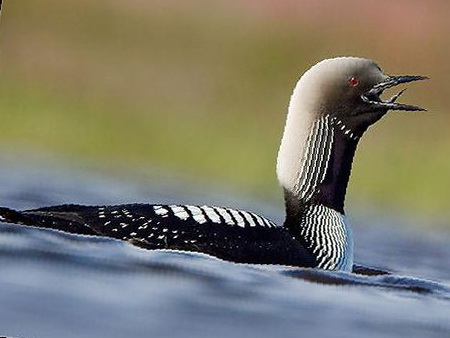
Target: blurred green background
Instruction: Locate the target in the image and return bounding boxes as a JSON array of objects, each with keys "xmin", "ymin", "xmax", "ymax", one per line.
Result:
[{"xmin": 0, "ymin": 0, "xmax": 448, "ymax": 217}]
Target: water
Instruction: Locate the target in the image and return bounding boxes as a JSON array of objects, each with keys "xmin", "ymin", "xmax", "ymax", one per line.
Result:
[{"xmin": 0, "ymin": 159, "xmax": 449, "ymax": 338}]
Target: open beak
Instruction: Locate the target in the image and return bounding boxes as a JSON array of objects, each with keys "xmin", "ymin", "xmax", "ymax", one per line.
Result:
[{"xmin": 361, "ymin": 75, "xmax": 428, "ymax": 111}]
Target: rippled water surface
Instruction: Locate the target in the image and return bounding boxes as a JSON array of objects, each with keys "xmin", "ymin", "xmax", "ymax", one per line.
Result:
[{"xmin": 0, "ymin": 160, "xmax": 449, "ymax": 338}]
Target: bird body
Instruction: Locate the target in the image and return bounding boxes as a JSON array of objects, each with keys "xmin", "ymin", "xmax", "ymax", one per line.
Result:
[{"xmin": 0, "ymin": 57, "xmax": 426, "ymax": 272}]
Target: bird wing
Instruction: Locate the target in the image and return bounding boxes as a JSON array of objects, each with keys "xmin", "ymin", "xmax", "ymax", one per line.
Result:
[{"xmin": 0, "ymin": 204, "xmax": 317, "ymax": 266}]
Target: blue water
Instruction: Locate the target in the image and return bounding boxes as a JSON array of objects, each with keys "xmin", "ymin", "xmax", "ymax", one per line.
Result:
[{"xmin": 0, "ymin": 159, "xmax": 449, "ymax": 338}]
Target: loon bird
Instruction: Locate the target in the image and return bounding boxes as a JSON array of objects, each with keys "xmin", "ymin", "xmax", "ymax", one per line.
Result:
[{"xmin": 0, "ymin": 57, "xmax": 426, "ymax": 272}]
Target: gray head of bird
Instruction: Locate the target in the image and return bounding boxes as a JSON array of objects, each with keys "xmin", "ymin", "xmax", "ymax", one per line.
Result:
[
  {"xmin": 277, "ymin": 57, "xmax": 427, "ymax": 195},
  {"xmin": 291, "ymin": 56, "xmax": 427, "ymax": 135}
]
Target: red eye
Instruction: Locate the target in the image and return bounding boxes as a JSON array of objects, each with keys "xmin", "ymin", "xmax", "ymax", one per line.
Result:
[{"xmin": 348, "ymin": 77, "xmax": 359, "ymax": 87}]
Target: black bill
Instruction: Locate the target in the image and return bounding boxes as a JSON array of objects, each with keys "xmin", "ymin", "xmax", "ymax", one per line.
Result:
[{"xmin": 361, "ymin": 75, "xmax": 428, "ymax": 111}]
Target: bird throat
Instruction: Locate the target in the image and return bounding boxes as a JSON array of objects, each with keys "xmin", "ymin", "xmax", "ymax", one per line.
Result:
[
  {"xmin": 280, "ymin": 114, "xmax": 359, "ymax": 270},
  {"xmin": 280, "ymin": 114, "xmax": 360, "ymax": 213}
]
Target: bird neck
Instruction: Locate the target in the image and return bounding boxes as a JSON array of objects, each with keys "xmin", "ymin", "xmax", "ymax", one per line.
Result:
[
  {"xmin": 313, "ymin": 116, "xmax": 360, "ymax": 213},
  {"xmin": 276, "ymin": 83, "xmax": 361, "ymax": 270},
  {"xmin": 277, "ymin": 110, "xmax": 361, "ymax": 214},
  {"xmin": 278, "ymin": 115, "xmax": 359, "ymax": 271}
]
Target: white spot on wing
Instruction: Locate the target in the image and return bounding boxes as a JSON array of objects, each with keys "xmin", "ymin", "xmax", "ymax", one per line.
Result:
[
  {"xmin": 185, "ymin": 205, "xmax": 207, "ymax": 224},
  {"xmin": 227, "ymin": 209, "xmax": 245, "ymax": 228},
  {"xmin": 239, "ymin": 210, "xmax": 256, "ymax": 227},
  {"xmin": 154, "ymin": 206, "xmax": 168, "ymax": 216},
  {"xmin": 260, "ymin": 216, "xmax": 273, "ymax": 227},
  {"xmin": 252, "ymin": 213, "xmax": 268, "ymax": 227},
  {"xmin": 212, "ymin": 207, "xmax": 234, "ymax": 225},
  {"xmin": 170, "ymin": 205, "xmax": 189, "ymax": 220},
  {"xmin": 200, "ymin": 206, "xmax": 221, "ymax": 223}
]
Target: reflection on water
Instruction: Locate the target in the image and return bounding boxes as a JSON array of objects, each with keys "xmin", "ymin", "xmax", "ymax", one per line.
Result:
[{"xmin": 0, "ymin": 159, "xmax": 449, "ymax": 338}]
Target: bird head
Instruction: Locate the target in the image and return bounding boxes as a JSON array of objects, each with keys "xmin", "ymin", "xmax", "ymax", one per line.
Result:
[
  {"xmin": 277, "ymin": 57, "xmax": 427, "ymax": 197},
  {"xmin": 295, "ymin": 57, "xmax": 427, "ymax": 135}
]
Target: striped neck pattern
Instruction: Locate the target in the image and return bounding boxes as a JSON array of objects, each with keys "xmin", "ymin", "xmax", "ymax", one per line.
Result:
[
  {"xmin": 293, "ymin": 114, "xmax": 334, "ymax": 201},
  {"xmin": 292, "ymin": 114, "xmax": 360, "ymax": 203},
  {"xmin": 298, "ymin": 204, "xmax": 353, "ymax": 270},
  {"xmin": 283, "ymin": 114, "xmax": 361, "ymax": 271}
]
